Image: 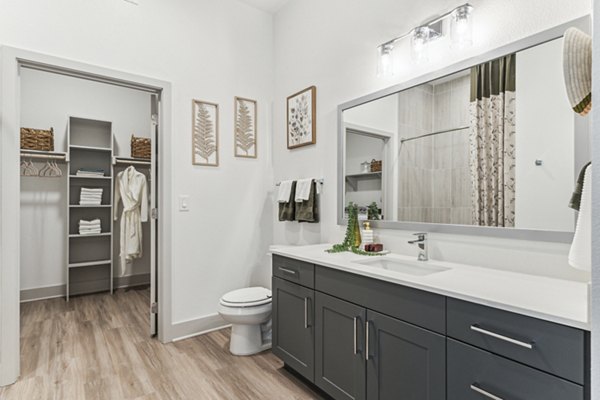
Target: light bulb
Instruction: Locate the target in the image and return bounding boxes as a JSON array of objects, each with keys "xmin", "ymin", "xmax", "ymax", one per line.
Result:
[
  {"xmin": 451, "ymin": 4, "xmax": 473, "ymax": 49},
  {"xmin": 377, "ymin": 43, "xmax": 395, "ymax": 77},
  {"xmin": 411, "ymin": 27, "xmax": 430, "ymax": 64}
]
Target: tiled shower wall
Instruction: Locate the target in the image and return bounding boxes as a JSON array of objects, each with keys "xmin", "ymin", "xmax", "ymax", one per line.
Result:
[{"xmin": 398, "ymin": 74, "xmax": 473, "ymax": 224}]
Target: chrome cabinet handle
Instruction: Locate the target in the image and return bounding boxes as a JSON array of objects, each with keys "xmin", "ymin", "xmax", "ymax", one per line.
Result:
[
  {"xmin": 278, "ymin": 267, "xmax": 297, "ymax": 275},
  {"xmin": 353, "ymin": 317, "xmax": 358, "ymax": 355},
  {"xmin": 470, "ymin": 384, "xmax": 504, "ymax": 400},
  {"xmin": 365, "ymin": 321, "xmax": 370, "ymax": 360},
  {"xmin": 470, "ymin": 324, "xmax": 534, "ymax": 350},
  {"xmin": 304, "ymin": 297, "xmax": 309, "ymax": 328}
]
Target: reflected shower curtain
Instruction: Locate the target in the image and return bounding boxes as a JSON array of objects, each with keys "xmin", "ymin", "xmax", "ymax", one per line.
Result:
[{"xmin": 469, "ymin": 54, "xmax": 516, "ymax": 227}]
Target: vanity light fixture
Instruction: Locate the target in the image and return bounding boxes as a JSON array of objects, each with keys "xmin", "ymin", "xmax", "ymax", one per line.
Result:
[
  {"xmin": 376, "ymin": 3, "xmax": 474, "ymax": 75},
  {"xmin": 377, "ymin": 42, "xmax": 395, "ymax": 77}
]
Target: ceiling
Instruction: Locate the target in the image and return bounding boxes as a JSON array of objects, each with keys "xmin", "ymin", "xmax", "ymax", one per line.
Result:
[{"xmin": 237, "ymin": 0, "xmax": 291, "ymax": 14}]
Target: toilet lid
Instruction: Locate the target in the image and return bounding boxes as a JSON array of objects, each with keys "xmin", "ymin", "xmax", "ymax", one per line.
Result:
[{"xmin": 220, "ymin": 287, "xmax": 272, "ymax": 307}]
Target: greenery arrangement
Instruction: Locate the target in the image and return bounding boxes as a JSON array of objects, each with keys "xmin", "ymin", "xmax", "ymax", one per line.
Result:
[
  {"xmin": 326, "ymin": 202, "xmax": 382, "ymax": 256},
  {"xmin": 367, "ymin": 202, "xmax": 380, "ymax": 220}
]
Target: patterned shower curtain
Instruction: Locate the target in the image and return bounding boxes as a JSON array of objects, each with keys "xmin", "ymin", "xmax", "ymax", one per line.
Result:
[{"xmin": 469, "ymin": 54, "xmax": 516, "ymax": 227}]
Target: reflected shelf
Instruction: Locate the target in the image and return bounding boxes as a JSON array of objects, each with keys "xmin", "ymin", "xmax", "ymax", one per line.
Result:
[{"xmin": 345, "ymin": 172, "xmax": 382, "ymax": 191}]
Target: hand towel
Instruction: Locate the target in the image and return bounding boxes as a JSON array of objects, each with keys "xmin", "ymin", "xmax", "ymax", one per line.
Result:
[
  {"xmin": 81, "ymin": 188, "xmax": 103, "ymax": 193},
  {"xmin": 569, "ymin": 161, "xmax": 591, "ymax": 211},
  {"xmin": 278, "ymin": 181, "xmax": 296, "ymax": 221},
  {"xmin": 569, "ymin": 164, "xmax": 591, "ymax": 271},
  {"xmin": 295, "ymin": 181, "xmax": 319, "ymax": 223},
  {"xmin": 277, "ymin": 180, "xmax": 294, "ymax": 203},
  {"xmin": 295, "ymin": 178, "xmax": 314, "ymax": 202}
]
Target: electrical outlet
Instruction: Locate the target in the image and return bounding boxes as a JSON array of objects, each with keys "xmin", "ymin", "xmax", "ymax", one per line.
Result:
[{"xmin": 179, "ymin": 195, "xmax": 190, "ymax": 212}]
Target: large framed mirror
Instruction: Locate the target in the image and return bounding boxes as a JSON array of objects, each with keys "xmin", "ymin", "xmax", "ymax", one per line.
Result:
[{"xmin": 337, "ymin": 16, "xmax": 590, "ymax": 243}]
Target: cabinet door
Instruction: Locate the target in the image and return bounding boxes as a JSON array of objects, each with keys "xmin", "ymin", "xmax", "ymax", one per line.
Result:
[
  {"xmin": 315, "ymin": 292, "xmax": 366, "ymax": 400},
  {"xmin": 366, "ymin": 310, "xmax": 446, "ymax": 400},
  {"xmin": 272, "ymin": 277, "xmax": 315, "ymax": 381}
]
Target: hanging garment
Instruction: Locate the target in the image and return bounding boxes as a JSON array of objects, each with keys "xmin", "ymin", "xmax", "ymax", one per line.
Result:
[{"xmin": 114, "ymin": 166, "xmax": 148, "ymax": 275}]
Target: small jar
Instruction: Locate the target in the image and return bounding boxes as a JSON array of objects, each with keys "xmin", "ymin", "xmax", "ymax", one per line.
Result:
[{"xmin": 361, "ymin": 161, "xmax": 371, "ymax": 173}]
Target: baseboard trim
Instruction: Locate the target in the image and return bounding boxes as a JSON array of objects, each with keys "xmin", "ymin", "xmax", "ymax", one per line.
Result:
[
  {"xmin": 171, "ymin": 313, "xmax": 230, "ymax": 342},
  {"xmin": 20, "ymin": 273, "xmax": 151, "ymax": 302}
]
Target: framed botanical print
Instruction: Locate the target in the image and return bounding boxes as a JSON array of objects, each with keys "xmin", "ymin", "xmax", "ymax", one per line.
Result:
[
  {"xmin": 234, "ymin": 97, "xmax": 257, "ymax": 158},
  {"xmin": 192, "ymin": 99, "xmax": 219, "ymax": 166},
  {"xmin": 287, "ymin": 85, "xmax": 316, "ymax": 149}
]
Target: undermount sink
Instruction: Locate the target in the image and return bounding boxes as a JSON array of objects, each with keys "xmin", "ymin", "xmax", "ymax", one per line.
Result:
[{"xmin": 353, "ymin": 257, "xmax": 450, "ymax": 276}]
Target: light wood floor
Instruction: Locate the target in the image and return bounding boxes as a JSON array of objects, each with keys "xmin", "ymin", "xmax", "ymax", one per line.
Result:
[{"xmin": 0, "ymin": 287, "xmax": 325, "ymax": 400}]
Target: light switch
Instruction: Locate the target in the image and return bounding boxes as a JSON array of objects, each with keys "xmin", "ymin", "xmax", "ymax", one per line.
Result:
[{"xmin": 179, "ymin": 195, "xmax": 190, "ymax": 212}]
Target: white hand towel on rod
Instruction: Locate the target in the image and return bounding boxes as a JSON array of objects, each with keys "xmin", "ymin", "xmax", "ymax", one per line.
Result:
[
  {"xmin": 277, "ymin": 180, "xmax": 294, "ymax": 203},
  {"xmin": 295, "ymin": 178, "xmax": 314, "ymax": 202},
  {"xmin": 569, "ymin": 164, "xmax": 591, "ymax": 271}
]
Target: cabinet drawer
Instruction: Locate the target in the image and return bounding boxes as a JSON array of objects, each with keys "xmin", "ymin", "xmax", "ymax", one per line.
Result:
[
  {"xmin": 448, "ymin": 339, "xmax": 583, "ymax": 400},
  {"xmin": 272, "ymin": 255, "xmax": 315, "ymax": 288},
  {"xmin": 447, "ymin": 298, "xmax": 585, "ymax": 384},
  {"xmin": 315, "ymin": 266, "xmax": 445, "ymax": 334}
]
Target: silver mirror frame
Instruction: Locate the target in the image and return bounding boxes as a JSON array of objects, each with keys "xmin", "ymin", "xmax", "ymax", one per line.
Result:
[{"xmin": 337, "ymin": 15, "xmax": 590, "ymax": 243}]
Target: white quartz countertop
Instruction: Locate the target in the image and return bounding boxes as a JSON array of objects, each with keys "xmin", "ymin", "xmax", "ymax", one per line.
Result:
[{"xmin": 270, "ymin": 244, "xmax": 590, "ymax": 331}]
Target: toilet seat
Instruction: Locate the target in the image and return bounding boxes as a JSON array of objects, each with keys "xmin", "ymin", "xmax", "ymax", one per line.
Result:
[{"xmin": 220, "ymin": 287, "xmax": 272, "ymax": 308}]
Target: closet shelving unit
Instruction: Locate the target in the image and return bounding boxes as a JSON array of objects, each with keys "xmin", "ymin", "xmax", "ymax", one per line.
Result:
[{"xmin": 66, "ymin": 116, "xmax": 114, "ymax": 300}]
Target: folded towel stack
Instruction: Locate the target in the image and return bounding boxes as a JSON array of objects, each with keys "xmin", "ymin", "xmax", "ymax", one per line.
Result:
[
  {"xmin": 76, "ymin": 168, "xmax": 105, "ymax": 178},
  {"xmin": 80, "ymin": 187, "xmax": 103, "ymax": 205},
  {"xmin": 79, "ymin": 219, "xmax": 101, "ymax": 235}
]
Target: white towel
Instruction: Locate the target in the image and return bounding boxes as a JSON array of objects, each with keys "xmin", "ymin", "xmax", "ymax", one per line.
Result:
[
  {"xmin": 79, "ymin": 201, "xmax": 102, "ymax": 205},
  {"xmin": 569, "ymin": 165, "xmax": 591, "ymax": 271},
  {"xmin": 277, "ymin": 180, "xmax": 294, "ymax": 203},
  {"xmin": 79, "ymin": 219, "xmax": 101, "ymax": 225},
  {"xmin": 295, "ymin": 178, "xmax": 314, "ymax": 202}
]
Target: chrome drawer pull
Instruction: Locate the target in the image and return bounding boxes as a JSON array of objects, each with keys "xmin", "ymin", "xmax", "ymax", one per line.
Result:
[
  {"xmin": 278, "ymin": 267, "xmax": 297, "ymax": 275},
  {"xmin": 470, "ymin": 384, "xmax": 504, "ymax": 400},
  {"xmin": 304, "ymin": 298, "xmax": 309, "ymax": 329},
  {"xmin": 365, "ymin": 321, "xmax": 370, "ymax": 361},
  {"xmin": 353, "ymin": 317, "xmax": 358, "ymax": 355},
  {"xmin": 470, "ymin": 324, "xmax": 534, "ymax": 350}
]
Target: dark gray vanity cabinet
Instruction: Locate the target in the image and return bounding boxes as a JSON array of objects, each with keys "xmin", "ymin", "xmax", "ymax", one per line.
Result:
[
  {"xmin": 366, "ymin": 310, "xmax": 446, "ymax": 400},
  {"xmin": 272, "ymin": 255, "xmax": 589, "ymax": 400},
  {"xmin": 315, "ymin": 292, "xmax": 366, "ymax": 400},
  {"xmin": 272, "ymin": 276, "xmax": 315, "ymax": 381}
]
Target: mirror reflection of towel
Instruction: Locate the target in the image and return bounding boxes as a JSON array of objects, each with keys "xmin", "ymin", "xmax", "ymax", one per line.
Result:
[
  {"xmin": 295, "ymin": 181, "xmax": 319, "ymax": 223},
  {"xmin": 278, "ymin": 181, "xmax": 296, "ymax": 221},
  {"xmin": 569, "ymin": 164, "xmax": 591, "ymax": 271}
]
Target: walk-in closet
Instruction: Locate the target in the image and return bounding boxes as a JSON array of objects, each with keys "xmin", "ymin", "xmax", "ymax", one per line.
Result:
[{"xmin": 19, "ymin": 66, "xmax": 157, "ymax": 311}]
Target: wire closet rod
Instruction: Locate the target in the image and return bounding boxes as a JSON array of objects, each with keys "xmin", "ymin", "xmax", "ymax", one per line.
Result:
[
  {"xmin": 276, "ymin": 178, "xmax": 324, "ymax": 186},
  {"xmin": 20, "ymin": 151, "xmax": 68, "ymax": 161},
  {"xmin": 400, "ymin": 126, "xmax": 469, "ymax": 143}
]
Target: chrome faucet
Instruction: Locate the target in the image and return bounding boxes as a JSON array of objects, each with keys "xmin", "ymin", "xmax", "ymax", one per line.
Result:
[{"xmin": 408, "ymin": 233, "xmax": 428, "ymax": 261}]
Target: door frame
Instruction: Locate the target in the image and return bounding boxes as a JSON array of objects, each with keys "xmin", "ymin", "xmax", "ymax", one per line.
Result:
[{"xmin": 0, "ymin": 46, "xmax": 173, "ymax": 386}]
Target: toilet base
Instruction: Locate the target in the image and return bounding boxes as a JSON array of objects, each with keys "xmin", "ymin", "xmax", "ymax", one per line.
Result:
[{"xmin": 230, "ymin": 324, "xmax": 272, "ymax": 356}]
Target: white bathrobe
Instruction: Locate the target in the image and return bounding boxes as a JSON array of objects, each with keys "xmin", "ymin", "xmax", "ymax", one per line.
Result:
[{"xmin": 114, "ymin": 166, "xmax": 148, "ymax": 276}]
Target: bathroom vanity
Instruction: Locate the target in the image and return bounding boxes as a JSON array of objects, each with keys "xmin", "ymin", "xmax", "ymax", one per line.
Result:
[{"xmin": 271, "ymin": 246, "xmax": 590, "ymax": 400}]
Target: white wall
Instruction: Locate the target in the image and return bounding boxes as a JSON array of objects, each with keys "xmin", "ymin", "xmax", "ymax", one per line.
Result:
[
  {"xmin": 0, "ymin": 0, "xmax": 274, "ymax": 327},
  {"xmin": 515, "ymin": 37, "xmax": 578, "ymax": 232},
  {"xmin": 344, "ymin": 94, "xmax": 398, "ymax": 133},
  {"xmin": 272, "ymin": 0, "xmax": 590, "ymax": 281},
  {"xmin": 19, "ymin": 68, "xmax": 152, "ymax": 290}
]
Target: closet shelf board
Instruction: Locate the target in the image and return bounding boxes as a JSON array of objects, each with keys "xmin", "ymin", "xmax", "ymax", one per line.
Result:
[
  {"xmin": 69, "ymin": 204, "xmax": 111, "ymax": 208},
  {"xmin": 69, "ymin": 175, "xmax": 112, "ymax": 180},
  {"xmin": 69, "ymin": 233, "xmax": 112, "ymax": 238},
  {"xmin": 69, "ymin": 144, "xmax": 112, "ymax": 152},
  {"xmin": 68, "ymin": 260, "xmax": 112, "ymax": 269}
]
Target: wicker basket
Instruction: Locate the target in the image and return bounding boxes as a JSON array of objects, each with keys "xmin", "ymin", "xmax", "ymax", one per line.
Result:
[
  {"xmin": 131, "ymin": 135, "xmax": 151, "ymax": 159},
  {"xmin": 370, "ymin": 159, "xmax": 382, "ymax": 172},
  {"xmin": 20, "ymin": 127, "xmax": 54, "ymax": 151}
]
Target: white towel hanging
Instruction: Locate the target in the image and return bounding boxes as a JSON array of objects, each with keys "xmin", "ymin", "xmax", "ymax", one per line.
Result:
[
  {"xmin": 569, "ymin": 164, "xmax": 591, "ymax": 271},
  {"xmin": 277, "ymin": 180, "xmax": 294, "ymax": 203},
  {"xmin": 295, "ymin": 178, "xmax": 313, "ymax": 202}
]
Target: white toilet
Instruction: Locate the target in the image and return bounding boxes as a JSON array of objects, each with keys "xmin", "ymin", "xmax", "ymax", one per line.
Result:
[{"xmin": 218, "ymin": 287, "xmax": 272, "ymax": 356}]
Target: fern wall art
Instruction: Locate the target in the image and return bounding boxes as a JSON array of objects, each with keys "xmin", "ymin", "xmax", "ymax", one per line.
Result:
[
  {"xmin": 234, "ymin": 97, "xmax": 257, "ymax": 158},
  {"xmin": 192, "ymin": 99, "xmax": 219, "ymax": 166}
]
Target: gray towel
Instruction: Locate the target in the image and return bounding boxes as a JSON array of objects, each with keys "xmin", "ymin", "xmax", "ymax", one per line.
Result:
[
  {"xmin": 295, "ymin": 181, "xmax": 319, "ymax": 223},
  {"xmin": 569, "ymin": 161, "xmax": 591, "ymax": 211},
  {"xmin": 278, "ymin": 181, "xmax": 296, "ymax": 221}
]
